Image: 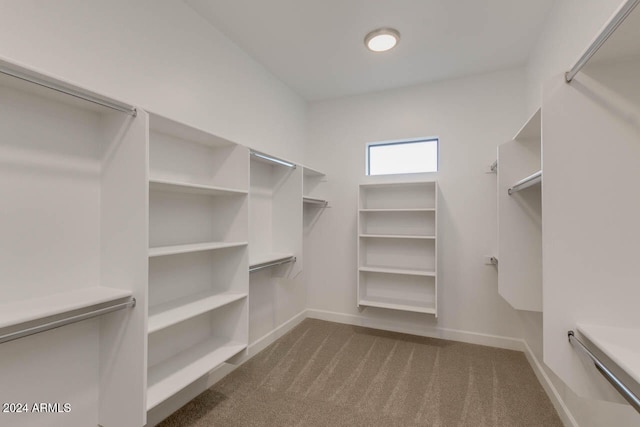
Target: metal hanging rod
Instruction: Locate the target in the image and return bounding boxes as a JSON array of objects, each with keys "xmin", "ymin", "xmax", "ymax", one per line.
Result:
[
  {"xmin": 303, "ymin": 197, "xmax": 329, "ymax": 207},
  {"xmin": 565, "ymin": 0, "xmax": 640, "ymax": 82},
  {"xmin": 249, "ymin": 256, "xmax": 296, "ymax": 273},
  {"xmin": 0, "ymin": 298, "xmax": 136, "ymax": 345},
  {"xmin": 250, "ymin": 151, "xmax": 296, "ymax": 169},
  {"xmin": 0, "ymin": 64, "xmax": 137, "ymax": 116},
  {"xmin": 508, "ymin": 170, "xmax": 542, "ymax": 195},
  {"xmin": 568, "ymin": 331, "xmax": 640, "ymax": 414}
]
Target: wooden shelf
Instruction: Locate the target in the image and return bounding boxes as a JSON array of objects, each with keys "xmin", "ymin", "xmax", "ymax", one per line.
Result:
[
  {"xmin": 359, "ymin": 234, "xmax": 436, "ymax": 240},
  {"xmin": 147, "ymin": 338, "xmax": 247, "ymax": 410},
  {"xmin": 577, "ymin": 323, "xmax": 640, "ymax": 385},
  {"xmin": 149, "ymin": 241, "xmax": 248, "ymax": 258},
  {"xmin": 359, "ymin": 266, "xmax": 436, "ymax": 277},
  {"xmin": 359, "ymin": 296, "xmax": 436, "ymax": 315},
  {"xmin": 0, "ymin": 287, "xmax": 133, "ymax": 330},
  {"xmin": 149, "ymin": 178, "xmax": 247, "ymax": 197},
  {"xmin": 359, "ymin": 208, "xmax": 435, "ymax": 212},
  {"xmin": 148, "ymin": 292, "xmax": 247, "ymax": 334}
]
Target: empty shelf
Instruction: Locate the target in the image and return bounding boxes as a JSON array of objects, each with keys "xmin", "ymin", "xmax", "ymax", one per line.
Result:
[
  {"xmin": 147, "ymin": 338, "xmax": 247, "ymax": 410},
  {"xmin": 0, "ymin": 287, "xmax": 133, "ymax": 330},
  {"xmin": 359, "ymin": 234, "xmax": 436, "ymax": 240},
  {"xmin": 148, "ymin": 292, "xmax": 247, "ymax": 334},
  {"xmin": 359, "ymin": 296, "xmax": 436, "ymax": 315},
  {"xmin": 149, "ymin": 179, "xmax": 248, "ymax": 197},
  {"xmin": 359, "ymin": 266, "xmax": 436, "ymax": 277},
  {"xmin": 577, "ymin": 323, "xmax": 640, "ymax": 385},
  {"xmin": 149, "ymin": 241, "xmax": 248, "ymax": 258},
  {"xmin": 359, "ymin": 208, "xmax": 435, "ymax": 212}
]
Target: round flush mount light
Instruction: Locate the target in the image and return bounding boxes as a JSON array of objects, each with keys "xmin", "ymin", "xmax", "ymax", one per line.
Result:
[{"xmin": 364, "ymin": 28, "xmax": 400, "ymax": 52}]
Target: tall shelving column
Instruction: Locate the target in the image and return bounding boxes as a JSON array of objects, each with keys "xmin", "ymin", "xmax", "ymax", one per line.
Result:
[
  {"xmin": 543, "ymin": 2, "xmax": 640, "ymax": 404},
  {"xmin": 497, "ymin": 108, "xmax": 542, "ymax": 312},
  {"xmin": 0, "ymin": 59, "xmax": 148, "ymax": 427},
  {"xmin": 248, "ymin": 152, "xmax": 302, "ymax": 342},
  {"xmin": 146, "ymin": 113, "xmax": 249, "ymax": 412},
  {"xmin": 357, "ymin": 181, "xmax": 438, "ymax": 316}
]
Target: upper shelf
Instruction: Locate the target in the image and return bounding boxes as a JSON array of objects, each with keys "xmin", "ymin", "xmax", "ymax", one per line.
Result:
[
  {"xmin": 149, "ymin": 178, "xmax": 248, "ymax": 197},
  {"xmin": 577, "ymin": 323, "xmax": 640, "ymax": 386},
  {"xmin": 513, "ymin": 108, "xmax": 541, "ymax": 141},
  {"xmin": 0, "ymin": 287, "xmax": 132, "ymax": 330}
]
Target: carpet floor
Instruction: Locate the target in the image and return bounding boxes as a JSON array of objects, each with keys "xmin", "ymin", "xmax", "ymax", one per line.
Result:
[{"xmin": 158, "ymin": 319, "xmax": 563, "ymax": 426}]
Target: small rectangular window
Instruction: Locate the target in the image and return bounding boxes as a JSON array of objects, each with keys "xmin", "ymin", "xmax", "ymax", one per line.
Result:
[{"xmin": 366, "ymin": 138, "xmax": 438, "ymax": 176}]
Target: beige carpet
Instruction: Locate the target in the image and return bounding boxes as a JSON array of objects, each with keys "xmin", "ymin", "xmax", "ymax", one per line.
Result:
[{"xmin": 158, "ymin": 319, "xmax": 562, "ymax": 426}]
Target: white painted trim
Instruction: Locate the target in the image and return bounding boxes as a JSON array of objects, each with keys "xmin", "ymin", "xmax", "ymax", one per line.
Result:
[
  {"xmin": 305, "ymin": 308, "xmax": 524, "ymax": 351},
  {"xmin": 522, "ymin": 340, "xmax": 579, "ymax": 427}
]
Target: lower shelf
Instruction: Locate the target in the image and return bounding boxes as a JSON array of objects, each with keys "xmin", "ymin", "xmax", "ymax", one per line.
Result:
[
  {"xmin": 577, "ymin": 323, "xmax": 640, "ymax": 386},
  {"xmin": 147, "ymin": 338, "xmax": 247, "ymax": 410},
  {"xmin": 359, "ymin": 296, "xmax": 436, "ymax": 315}
]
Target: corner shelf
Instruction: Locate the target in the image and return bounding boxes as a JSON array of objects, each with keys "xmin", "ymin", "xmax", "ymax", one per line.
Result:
[
  {"xmin": 146, "ymin": 337, "xmax": 247, "ymax": 410},
  {"xmin": 149, "ymin": 241, "xmax": 248, "ymax": 258},
  {"xmin": 148, "ymin": 292, "xmax": 247, "ymax": 334}
]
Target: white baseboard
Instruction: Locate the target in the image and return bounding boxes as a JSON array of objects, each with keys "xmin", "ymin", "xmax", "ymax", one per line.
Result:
[
  {"xmin": 522, "ymin": 341, "xmax": 578, "ymax": 427},
  {"xmin": 305, "ymin": 308, "xmax": 524, "ymax": 351}
]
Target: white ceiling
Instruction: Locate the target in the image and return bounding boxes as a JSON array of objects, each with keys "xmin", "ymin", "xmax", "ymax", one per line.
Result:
[{"xmin": 185, "ymin": 0, "xmax": 556, "ymax": 101}]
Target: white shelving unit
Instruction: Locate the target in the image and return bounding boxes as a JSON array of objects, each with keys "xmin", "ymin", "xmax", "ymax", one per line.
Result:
[
  {"xmin": 543, "ymin": 2, "xmax": 640, "ymax": 404},
  {"xmin": 302, "ymin": 166, "xmax": 328, "ymax": 235},
  {"xmin": 497, "ymin": 107, "xmax": 542, "ymax": 312},
  {"xmin": 147, "ymin": 113, "xmax": 249, "ymax": 411},
  {"xmin": 0, "ymin": 58, "xmax": 148, "ymax": 427},
  {"xmin": 357, "ymin": 182, "xmax": 438, "ymax": 316}
]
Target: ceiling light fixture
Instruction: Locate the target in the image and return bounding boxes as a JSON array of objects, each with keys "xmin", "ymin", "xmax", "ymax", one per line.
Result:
[{"xmin": 364, "ymin": 28, "xmax": 400, "ymax": 52}]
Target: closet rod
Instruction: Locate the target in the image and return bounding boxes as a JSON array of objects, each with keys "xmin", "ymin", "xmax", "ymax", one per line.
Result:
[
  {"xmin": 0, "ymin": 298, "xmax": 136, "ymax": 345},
  {"xmin": 565, "ymin": 0, "xmax": 640, "ymax": 82},
  {"xmin": 508, "ymin": 170, "xmax": 541, "ymax": 195},
  {"xmin": 0, "ymin": 65, "xmax": 137, "ymax": 116},
  {"xmin": 250, "ymin": 151, "xmax": 296, "ymax": 169},
  {"xmin": 568, "ymin": 331, "xmax": 640, "ymax": 414},
  {"xmin": 303, "ymin": 197, "xmax": 329, "ymax": 207},
  {"xmin": 249, "ymin": 256, "xmax": 296, "ymax": 273}
]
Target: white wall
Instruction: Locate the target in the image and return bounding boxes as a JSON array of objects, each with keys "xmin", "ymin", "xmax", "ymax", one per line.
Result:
[
  {"xmin": 525, "ymin": 0, "xmax": 624, "ymax": 113},
  {"xmin": 0, "ymin": 0, "xmax": 306, "ymax": 163},
  {"xmin": 305, "ymin": 67, "xmax": 526, "ymax": 343},
  {"xmin": 524, "ymin": 1, "xmax": 639, "ymax": 426}
]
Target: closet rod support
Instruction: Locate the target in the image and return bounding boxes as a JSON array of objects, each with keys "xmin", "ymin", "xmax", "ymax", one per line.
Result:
[
  {"xmin": 568, "ymin": 331, "xmax": 640, "ymax": 414},
  {"xmin": 0, "ymin": 298, "xmax": 136, "ymax": 345},
  {"xmin": 565, "ymin": 0, "xmax": 640, "ymax": 82},
  {"xmin": 0, "ymin": 65, "xmax": 137, "ymax": 116}
]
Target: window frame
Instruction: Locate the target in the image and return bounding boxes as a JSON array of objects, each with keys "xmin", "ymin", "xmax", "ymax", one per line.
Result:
[{"xmin": 365, "ymin": 137, "xmax": 439, "ymax": 176}]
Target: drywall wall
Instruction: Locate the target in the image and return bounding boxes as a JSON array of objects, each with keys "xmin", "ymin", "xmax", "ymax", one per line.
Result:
[
  {"xmin": 525, "ymin": 0, "xmax": 624, "ymax": 113},
  {"xmin": 524, "ymin": 1, "xmax": 639, "ymax": 425},
  {"xmin": 0, "ymin": 0, "xmax": 306, "ymax": 163},
  {"xmin": 0, "ymin": 1, "xmax": 308, "ymax": 424},
  {"xmin": 305, "ymin": 67, "xmax": 525, "ymax": 343}
]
